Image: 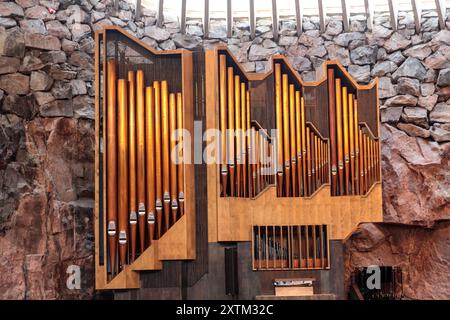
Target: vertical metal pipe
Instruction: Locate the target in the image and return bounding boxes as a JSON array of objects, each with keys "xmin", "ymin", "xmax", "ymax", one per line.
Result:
[
  {"xmin": 289, "ymin": 84, "xmax": 297, "ymax": 197},
  {"xmin": 246, "ymin": 90, "xmax": 251, "ymax": 196},
  {"xmin": 306, "ymin": 126, "xmax": 311, "ymax": 196},
  {"xmin": 354, "ymin": 99, "xmax": 360, "ymax": 195},
  {"xmin": 282, "ymin": 74, "xmax": 290, "ymax": 196},
  {"xmin": 301, "ymin": 97, "xmax": 307, "ymax": 196},
  {"xmin": 177, "ymin": 93, "xmax": 185, "ymax": 216},
  {"xmin": 348, "ymin": 93, "xmax": 355, "ymax": 195},
  {"xmin": 335, "ymin": 78, "xmax": 344, "ymax": 196},
  {"xmin": 227, "ymin": 67, "xmax": 235, "ymax": 196},
  {"xmin": 359, "ymin": 128, "xmax": 364, "ymax": 194},
  {"xmin": 161, "ymin": 80, "xmax": 170, "ymax": 231},
  {"xmin": 274, "ymin": 64, "xmax": 283, "ymax": 196},
  {"xmin": 128, "ymin": 71, "xmax": 137, "ymax": 261},
  {"xmin": 145, "ymin": 86, "xmax": 156, "ymax": 245},
  {"xmin": 169, "ymin": 93, "xmax": 178, "ymax": 225},
  {"xmin": 154, "ymin": 81, "xmax": 163, "ymax": 238},
  {"xmin": 106, "ymin": 60, "xmax": 117, "ymax": 275},
  {"xmin": 295, "ymin": 91, "xmax": 303, "ymax": 196},
  {"xmin": 342, "ymin": 86, "xmax": 350, "ymax": 195},
  {"xmin": 136, "ymin": 70, "xmax": 146, "ymax": 252},
  {"xmin": 327, "ymin": 68, "xmax": 338, "ymax": 196},
  {"xmin": 117, "ymin": 78, "xmax": 128, "ymax": 269},
  {"xmin": 219, "ymin": 55, "xmax": 228, "ymax": 196},
  {"xmin": 241, "ymin": 82, "xmax": 247, "ymax": 197},
  {"xmin": 234, "ymin": 75, "xmax": 242, "ymax": 197},
  {"xmin": 251, "ymin": 127, "xmax": 256, "ymax": 196}
]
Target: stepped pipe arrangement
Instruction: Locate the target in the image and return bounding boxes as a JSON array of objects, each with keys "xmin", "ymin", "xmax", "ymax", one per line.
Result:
[
  {"xmin": 95, "ymin": 28, "xmax": 381, "ymax": 292},
  {"xmin": 218, "ymin": 53, "xmax": 275, "ymax": 198},
  {"xmin": 95, "ymin": 27, "xmax": 195, "ymax": 289}
]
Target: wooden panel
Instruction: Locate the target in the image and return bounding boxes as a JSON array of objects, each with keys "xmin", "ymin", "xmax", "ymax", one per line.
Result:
[
  {"xmin": 215, "ymin": 184, "xmax": 382, "ymax": 242},
  {"xmin": 95, "ymin": 27, "xmax": 196, "ymax": 290}
]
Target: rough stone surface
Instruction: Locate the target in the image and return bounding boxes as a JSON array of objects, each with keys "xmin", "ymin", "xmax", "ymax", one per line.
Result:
[{"xmin": 0, "ymin": 1, "xmax": 449, "ymax": 300}]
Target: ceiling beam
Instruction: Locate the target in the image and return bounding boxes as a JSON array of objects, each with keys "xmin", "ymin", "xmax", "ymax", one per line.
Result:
[
  {"xmin": 271, "ymin": 0, "xmax": 279, "ymax": 42},
  {"xmin": 249, "ymin": 0, "xmax": 256, "ymax": 39},
  {"xmin": 227, "ymin": 0, "xmax": 233, "ymax": 38},
  {"xmin": 388, "ymin": 0, "xmax": 398, "ymax": 31},
  {"xmin": 435, "ymin": 0, "xmax": 447, "ymax": 29},
  {"xmin": 318, "ymin": 0, "xmax": 326, "ymax": 33},
  {"xmin": 411, "ymin": 0, "xmax": 422, "ymax": 33},
  {"xmin": 364, "ymin": 0, "xmax": 374, "ymax": 31},
  {"xmin": 341, "ymin": 0, "xmax": 351, "ymax": 31}
]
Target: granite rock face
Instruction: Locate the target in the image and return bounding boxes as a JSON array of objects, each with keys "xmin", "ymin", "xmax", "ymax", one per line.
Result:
[{"xmin": 0, "ymin": 0, "xmax": 449, "ymax": 300}]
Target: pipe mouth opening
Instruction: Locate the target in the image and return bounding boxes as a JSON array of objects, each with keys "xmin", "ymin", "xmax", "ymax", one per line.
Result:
[
  {"xmin": 108, "ymin": 221, "xmax": 116, "ymax": 236},
  {"xmin": 147, "ymin": 212, "xmax": 155, "ymax": 224},
  {"xmin": 129, "ymin": 211, "xmax": 137, "ymax": 224},
  {"xmin": 156, "ymin": 199, "xmax": 163, "ymax": 210},
  {"xmin": 163, "ymin": 192, "xmax": 170, "ymax": 202},
  {"xmin": 118, "ymin": 231, "xmax": 127, "ymax": 244},
  {"xmin": 171, "ymin": 199, "xmax": 178, "ymax": 209},
  {"xmin": 178, "ymin": 192, "xmax": 185, "ymax": 201}
]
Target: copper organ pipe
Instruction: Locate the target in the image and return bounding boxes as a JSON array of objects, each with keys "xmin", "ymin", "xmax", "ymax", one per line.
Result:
[
  {"xmin": 177, "ymin": 93, "xmax": 185, "ymax": 216},
  {"xmin": 106, "ymin": 60, "xmax": 117, "ymax": 275},
  {"xmin": 289, "ymin": 84, "xmax": 297, "ymax": 197},
  {"xmin": 234, "ymin": 75, "xmax": 242, "ymax": 197},
  {"xmin": 348, "ymin": 93, "xmax": 355, "ymax": 195},
  {"xmin": 306, "ymin": 126, "xmax": 311, "ymax": 196},
  {"xmin": 154, "ymin": 81, "xmax": 163, "ymax": 238},
  {"xmin": 274, "ymin": 64, "xmax": 283, "ymax": 196},
  {"xmin": 354, "ymin": 99, "xmax": 360, "ymax": 195},
  {"xmin": 256, "ymin": 129, "xmax": 261, "ymax": 193},
  {"xmin": 335, "ymin": 78, "xmax": 344, "ymax": 196},
  {"xmin": 227, "ymin": 67, "xmax": 235, "ymax": 196},
  {"xmin": 358, "ymin": 128, "xmax": 364, "ymax": 194},
  {"xmin": 136, "ymin": 70, "xmax": 146, "ymax": 252},
  {"xmin": 145, "ymin": 86, "xmax": 156, "ymax": 245},
  {"xmin": 310, "ymin": 130, "xmax": 315, "ymax": 193},
  {"xmin": 295, "ymin": 91, "xmax": 303, "ymax": 196},
  {"xmin": 169, "ymin": 93, "xmax": 178, "ymax": 225},
  {"xmin": 301, "ymin": 97, "xmax": 307, "ymax": 197},
  {"xmin": 128, "ymin": 71, "xmax": 137, "ymax": 262},
  {"xmin": 241, "ymin": 82, "xmax": 247, "ymax": 197},
  {"xmin": 342, "ymin": 86, "xmax": 349, "ymax": 195},
  {"xmin": 327, "ymin": 68, "xmax": 338, "ymax": 196},
  {"xmin": 117, "ymin": 79, "xmax": 128, "ymax": 270},
  {"xmin": 219, "ymin": 55, "xmax": 228, "ymax": 196},
  {"xmin": 282, "ymin": 74, "xmax": 291, "ymax": 196},
  {"xmin": 251, "ymin": 127, "xmax": 257, "ymax": 196},
  {"xmin": 161, "ymin": 80, "xmax": 171, "ymax": 232},
  {"xmin": 246, "ymin": 90, "xmax": 251, "ymax": 197}
]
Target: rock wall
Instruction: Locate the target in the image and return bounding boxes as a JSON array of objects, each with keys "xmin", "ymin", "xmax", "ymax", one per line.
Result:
[{"xmin": 0, "ymin": 0, "xmax": 449, "ymax": 299}]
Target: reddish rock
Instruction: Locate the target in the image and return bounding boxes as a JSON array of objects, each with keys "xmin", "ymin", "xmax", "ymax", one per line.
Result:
[
  {"xmin": 381, "ymin": 124, "xmax": 450, "ymax": 225},
  {"xmin": 25, "ymin": 33, "xmax": 61, "ymax": 51},
  {"xmin": 40, "ymin": 99, "xmax": 73, "ymax": 118},
  {"xmin": 24, "ymin": 5, "xmax": 54, "ymax": 21},
  {"xmin": 1, "ymin": 94, "xmax": 38, "ymax": 120},
  {"xmin": 30, "ymin": 71, "xmax": 53, "ymax": 91},
  {"xmin": 0, "ymin": 26, "xmax": 26, "ymax": 57},
  {"xmin": 0, "ymin": 73, "xmax": 30, "ymax": 95},
  {"xmin": 0, "ymin": 56, "xmax": 21, "ymax": 74},
  {"xmin": 0, "ymin": 2, "xmax": 24, "ymax": 18},
  {"xmin": 345, "ymin": 222, "xmax": 450, "ymax": 299}
]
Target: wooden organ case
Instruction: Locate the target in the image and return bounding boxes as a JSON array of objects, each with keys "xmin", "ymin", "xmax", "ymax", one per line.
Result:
[
  {"xmin": 95, "ymin": 27, "xmax": 195, "ymax": 290},
  {"xmin": 94, "ymin": 27, "xmax": 382, "ymax": 298}
]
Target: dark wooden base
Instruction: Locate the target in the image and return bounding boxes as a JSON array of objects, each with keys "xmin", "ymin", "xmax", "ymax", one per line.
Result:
[{"xmin": 113, "ymin": 240, "xmax": 345, "ymax": 300}]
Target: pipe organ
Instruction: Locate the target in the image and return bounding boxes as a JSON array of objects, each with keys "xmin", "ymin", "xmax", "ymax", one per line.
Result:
[{"xmin": 95, "ymin": 27, "xmax": 382, "ymax": 298}]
